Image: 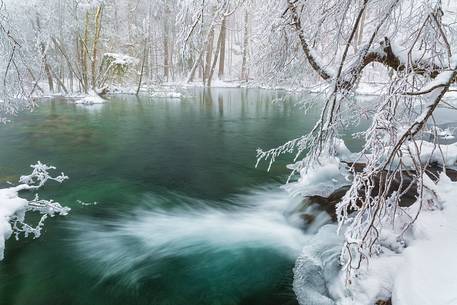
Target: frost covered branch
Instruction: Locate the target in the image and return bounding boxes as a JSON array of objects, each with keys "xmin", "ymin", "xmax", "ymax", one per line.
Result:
[
  {"xmin": 0, "ymin": 162, "xmax": 69, "ymax": 260},
  {"xmin": 258, "ymin": 0, "xmax": 457, "ymax": 286}
]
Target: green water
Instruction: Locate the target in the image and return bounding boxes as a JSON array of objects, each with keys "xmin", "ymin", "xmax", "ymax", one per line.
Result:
[{"xmin": 0, "ymin": 88, "xmax": 363, "ymax": 305}]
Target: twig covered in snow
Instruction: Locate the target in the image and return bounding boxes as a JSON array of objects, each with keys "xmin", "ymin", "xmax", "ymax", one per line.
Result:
[
  {"xmin": 0, "ymin": 162, "xmax": 69, "ymax": 260},
  {"xmin": 257, "ymin": 0, "xmax": 457, "ymax": 287}
]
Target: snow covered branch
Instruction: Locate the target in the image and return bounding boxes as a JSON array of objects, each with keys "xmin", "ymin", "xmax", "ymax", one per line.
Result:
[
  {"xmin": 0, "ymin": 162, "xmax": 69, "ymax": 260},
  {"xmin": 258, "ymin": 0, "xmax": 457, "ymax": 288}
]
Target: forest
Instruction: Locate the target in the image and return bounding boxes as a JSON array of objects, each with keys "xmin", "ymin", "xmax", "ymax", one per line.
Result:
[{"xmin": 0, "ymin": 1, "xmax": 457, "ymax": 305}]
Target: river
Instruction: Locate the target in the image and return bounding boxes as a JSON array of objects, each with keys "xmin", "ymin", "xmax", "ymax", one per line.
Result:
[{"xmin": 0, "ymin": 88, "xmax": 365, "ymax": 305}]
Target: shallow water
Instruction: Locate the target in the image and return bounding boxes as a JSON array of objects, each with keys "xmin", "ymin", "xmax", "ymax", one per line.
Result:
[{"xmin": 0, "ymin": 88, "xmax": 364, "ymax": 305}]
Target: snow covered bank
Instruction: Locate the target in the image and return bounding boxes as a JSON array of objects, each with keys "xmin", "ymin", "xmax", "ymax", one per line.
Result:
[
  {"xmin": 0, "ymin": 186, "xmax": 28, "ymax": 260},
  {"xmin": 104, "ymin": 85, "xmax": 184, "ymax": 98},
  {"xmin": 293, "ymin": 171, "xmax": 457, "ymax": 305},
  {"xmin": 336, "ymin": 173, "xmax": 457, "ymax": 305},
  {"xmin": 0, "ymin": 162, "xmax": 69, "ymax": 260},
  {"xmin": 392, "ymin": 174, "xmax": 457, "ymax": 305}
]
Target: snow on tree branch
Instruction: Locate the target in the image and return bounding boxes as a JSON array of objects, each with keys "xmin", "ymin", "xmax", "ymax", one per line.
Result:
[
  {"xmin": 0, "ymin": 162, "xmax": 69, "ymax": 260},
  {"xmin": 257, "ymin": 0, "xmax": 457, "ymax": 287}
]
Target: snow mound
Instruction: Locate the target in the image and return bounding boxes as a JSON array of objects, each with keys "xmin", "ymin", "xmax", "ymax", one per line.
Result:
[
  {"xmin": 333, "ymin": 173, "xmax": 457, "ymax": 305},
  {"xmin": 292, "ymin": 169, "xmax": 457, "ymax": 305},
  {"xmin": 293, "ymin": 225, "xmax": 342, "ymax": 305},
  {"xmin": 392, "ymin": 173, "xmax": 457, "ymax": 305},
  {"xmin": 285, "ymin": 157, "xmax": 349, "ymax": 198},
  {"xmin": 74, "ymin": 92, "xmax": 107, "ymax": 105},
  {"xmin": 0, "ymin": 186, "xmax": 28, "ymax": 260}
]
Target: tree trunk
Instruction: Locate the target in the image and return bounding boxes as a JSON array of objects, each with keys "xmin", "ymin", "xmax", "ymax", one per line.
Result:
[
  {"xmin": 81, "ymin": 11, "xmax": 89, "ymax": 93},
  {"xmin": 34, "ymin": 16, "xmax": 54, "ymax": 93},
  {"xmin": 162, "ymin": 3, "xmax": 171, "ymax": 81},
  {"xmin": 91, "ymin": 5, "xmax": 103, "ymax": 89},
  {"xmin": 204, "ymin": 26, "xmax": 215, "ymax": 82},
  {"xmin": 217, "ymin": 17, "xmax": 226, "ymax": 79},
  {"xmin": 41, "ymin": 44, "xmax": 54, "ymax": 93},
  {"xmin": 241, "ymin": 10, "xmax": 249, "ymax": 82},
  {"xmin": 187, "ymin": 21, "xmax": 216, "ymax": 83},
  {"xmin": 136, "ymin": 42, "xmax": 148, "ymax": 95},
  {"xmin": 207, "ymin": 16, "xmax": 226, "ymax": 87}
]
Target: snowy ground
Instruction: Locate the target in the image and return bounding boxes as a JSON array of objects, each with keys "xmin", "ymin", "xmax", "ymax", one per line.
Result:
[
  {"xmin": 336, "ymin": 173, "xmax": 457, "ymax": 305},
  {"xmin": 292, "ymin": 171, "xmax": 457, "ymax": 305}
]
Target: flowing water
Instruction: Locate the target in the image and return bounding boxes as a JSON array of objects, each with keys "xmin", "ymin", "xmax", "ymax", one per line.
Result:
[{"xmin": 0, "ymin": 88, "xmax": 365, "ymax": 305}]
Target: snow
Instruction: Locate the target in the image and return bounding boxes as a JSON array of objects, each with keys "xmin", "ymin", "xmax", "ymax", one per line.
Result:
[
  {"xmin": 412, "ymin": 55, "xmax": 457, "ymax": 95},
  {"xmin": 204, "ymin": 79, "xmax": 241, "ymax": 88},
  {"xmin": 390, "ymin": 40, "xmax": 426, "ymax": 67},
  {"xmin": 103, "ymin": 53, "xmax": 139, "ymax": 66},
  {"xmin": 293, "ymin": 224, "xmax": 342, "ymax": 305},
  {"xmin": 149, "ymin": 91, "xmax": 182, "ymax": 98},
  {"xmin": 0, "ymin": 162, "xmax": 69, "ymax": 260},
  {"xmin": 292, "ymin": 165, "xmax": 457, "ymax": 305},
  {"xmin": 443, "ymin": 89, "xmax": 457, "ymax": 104},
  {"xmin": 355, "ymin": 82, "xmax": 387, "ymax": 96},
  {"xmin": 178, "ymin": 79, "xmax": 241, "ymax": 88},
  {"xmin": 392, "ymin": 174, "xmax": 457, "ymax": 305},
  {"xmin": 429, "ymin": 126, "xmax": 455, "ymax": 140},
  {"xmin": 285, "ymin": 157, "xmax": 349, "ymax": 198},
  {"xmin": 308, "ymin": 48, "xmax": 337, "ymax": 78},
  {"xmin": 334, "ymin": 173, "xmax": 457, "ymax": 305},
  {"xmin": 74, "ymin": 91, "xmax": 107, "ymax": 105},
  {"xmin": 0, "ymin": 186, "xmax": 28, "ymax": 260},
  {"xmin": 396, "ymin": 141, "xmax": 457, "ymax": 168}
]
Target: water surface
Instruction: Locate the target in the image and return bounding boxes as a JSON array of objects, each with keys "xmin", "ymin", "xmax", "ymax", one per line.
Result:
[{"xmin": 0, "ymin": 88, "xmax": 364, "ymax": 305}]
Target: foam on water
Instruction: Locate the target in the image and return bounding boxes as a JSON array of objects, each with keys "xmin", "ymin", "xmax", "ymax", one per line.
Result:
[{"xmin": 72, "ymin": 186, "xmax": 331, "ymax": 287}]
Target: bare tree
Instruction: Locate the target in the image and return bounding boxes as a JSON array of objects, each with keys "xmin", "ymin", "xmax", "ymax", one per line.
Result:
[{"xmin": 258, "ymin": 0, "xmax": 457, "ymax": 279}]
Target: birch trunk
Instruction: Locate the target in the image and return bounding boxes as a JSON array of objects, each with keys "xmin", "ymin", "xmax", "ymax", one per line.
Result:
[{"xmin": 240, "ymin": 10, "xmax": 249, "ymax": 82}]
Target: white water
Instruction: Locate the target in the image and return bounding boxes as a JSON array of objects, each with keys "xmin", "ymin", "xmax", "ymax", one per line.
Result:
[{"xmin": 73, "ymin": 186, "xmax": 332, "ymax": 286}]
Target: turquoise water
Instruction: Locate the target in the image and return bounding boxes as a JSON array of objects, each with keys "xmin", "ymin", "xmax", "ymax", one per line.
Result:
[{"xmin": 0, "ymin": 88, "xmax": 364, "ymax": 305}]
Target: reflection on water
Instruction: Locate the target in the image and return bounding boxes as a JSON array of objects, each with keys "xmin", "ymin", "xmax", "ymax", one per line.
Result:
[{"xmin": 0, "ymin": 88, "xmax": 363, "ymax": 305}]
